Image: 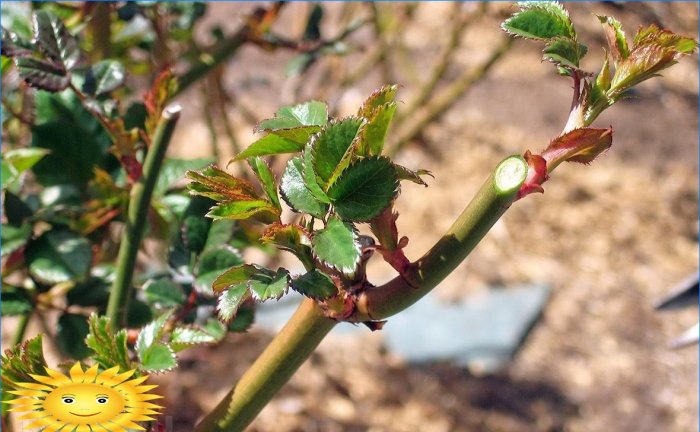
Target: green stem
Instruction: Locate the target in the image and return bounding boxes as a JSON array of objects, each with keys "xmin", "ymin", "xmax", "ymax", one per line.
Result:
[
  {"xmin": 12, "ymin": 312, "xmax": 31, "ymax": 346},
  {"xmin": 194, "ymin": 155, "xmax": 527, "ymax": 431},
  {"xmin": 106, "ymin": 106, "xmax": 181, "ymax": 326},
  {"xmin": 194, "ymin": 298, "xmax": 337, "ymax": 432},
  {"xmin": 356, "ymin": 155, "xmax": 527, "ymax": 320}
]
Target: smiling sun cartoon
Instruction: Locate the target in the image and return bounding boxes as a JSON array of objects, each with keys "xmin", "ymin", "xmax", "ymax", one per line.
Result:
[{"xmin": 5, "ymin": 361, "xmax": 163, "ymax": 431}]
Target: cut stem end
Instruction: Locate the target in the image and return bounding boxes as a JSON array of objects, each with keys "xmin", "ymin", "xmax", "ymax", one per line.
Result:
[{"xmin": 494, "ymin": 155, "xmax": 527, "ymax": 195}]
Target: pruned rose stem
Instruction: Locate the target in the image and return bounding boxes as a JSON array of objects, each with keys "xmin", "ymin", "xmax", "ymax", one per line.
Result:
[
  {"xmin": 106, "ymin": 105, "xmax": 181, "ymax": 326},
  {"xmin": 195, "ymin": 155, "xmax": 528, "ymax": 431}
]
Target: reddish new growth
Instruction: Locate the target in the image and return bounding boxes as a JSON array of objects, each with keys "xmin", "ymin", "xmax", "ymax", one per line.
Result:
[{"xmin": 518, "ymin": 127, "xmax": 613, "ymax": 199}]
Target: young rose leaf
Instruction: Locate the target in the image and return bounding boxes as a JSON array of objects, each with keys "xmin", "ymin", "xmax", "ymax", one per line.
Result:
[
  {"xmin": 85, "ymin": 315, "xmax": 131, "ymax": 372},
  {"xmin": 139, "ymin": 343, "xmax": 177, "ymax": 372},
  {"xmin": 217, "ymin": 283, "xmax": 250, "ymax": 323},
  {"xmin": 25, "ymin": 229, "xmax": 92, "ymax": 284},
  {"xmin": 1, "ymin": 223, "xmax": 32, "ymax": 257},
  {"xmin": 610, "ymin": 25, "xmax": 697, "ymax": 96},
  {"xmin": 292, "ymin": 269, "xmax": 337, "ymax": 300},
  {"xmin": 232, "ymin": 134, "xmax": 304, "ymax": 162},
  {"xmin": 143, "ymin": 279, "xmax": 186, "ymax": 308},
  {"xmin": 1, "ymin": 335, "xmax": 48, "ymax": 415},
  {"xmin": 14, "ymin": 57, "xmax": 69, "ymax": 91},
  {"xmin": 57, "ymin": 313, "xmax": 91, "ymax": 359},
  {"xmin": 155, "ymin": 158, "xmax": 213, "ymax": 197},
  {"xmin": 270, "ymin": 126, "xmax": 322, "ymax": 144},
  {"xmin": 542, "ymin": 37, "xmax": 587, "ymax": 69},
  {"xmin": 595, "ymin": 55, "xmax": 613, "ymax": 92},
  {"xmin": 261, "ymin": 223, "xmax": 313, "ymax": 266},
  {"xmin": 4, "ymin": 148, "xmax": 51, "ymax": 175},
  {"xmin": 257, "ymin": 100, "xmax": 328, "ymax": 130},
  {"xmin": 248, "ymin": 156, "xmax": 281, "ymax": 210},
  {"xmin": 501, "ymin": 1, "xmax": 575, "ymax": 41},
  {"xmin": 1, "ymin": 285, "xmax": 34, "ymax": 316},
  {"xmin": 357, "ymin": 102, "xmax": 397, "ymax": 156},
  {"xmin": 597, "ymin": 15, "xmax": 629, "ymax": 61},
  {"xmin": 394, "ymin": 164, "xmax": 433, "ymax": 187},
  {"xmin": 312, "ymin": 216, "xmax": 361, "ymax": 275},
  {"xmin": 195, "ymin": 245, "xmax": 244, "ymax": 295},
  {"xmin": 249, "ymin": 268, "xmax": 290, "ymax": 301},
  {"xmin": 327, "ymin": 156, "xmax": 399, "ymax": 222},
  {"xmin": 169, "ymin": 327, "xmax": 219, "ymax": 352},
  {"xmin": 208, "ymin": 199, "xmax": 280, "ymax": 222},
  {"xmin": 33, "ymin": 10, "xmax": 80, "ymax": 70},
  {"xmin": 81, "ymin": 60, "xmax": 126, "ymax": 96},
  {"xmin": 310, "ymin": 118, "xmax": 364, "ymax": 189},
  {"xmin": 186, "ymin": 165, "xmax": 258, "ymax": 201},
  {"xmin": 1, "ymin": 27, "xmax": 34, "ymax": 57},
  {"xmin": 358, "ymin": 84, "xmax": 398, "ymax": 118},
  {"xmin": 136, "ymin": 310, "xmax": 176, "ymax": 371},
  {"xmin": 542, "ymin": 127, "xmax": 613, "ymax": 171},
  {"xmin": 302, "ymin": 145, "xmax": 331, "ymax": 203},
  {"xmin": 212, "ymin": 264, "xmax": 263, "ymax": 293},
  {"xmin": 280, "ymin": 156, "xmax": 328, "ymax": 219}
]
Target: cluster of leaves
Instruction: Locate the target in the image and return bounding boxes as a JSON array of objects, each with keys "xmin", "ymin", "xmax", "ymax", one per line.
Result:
[
  {"xmin": 501, "ymin": 1, "xmax": 696, "ymax": 198},
  {"xmin": 0, "ymin": 6, "xmax": 250, "ymax": 376},
  {"xmin": 187, "ymin": 85, "xmax": 431, "ymax": 322}
]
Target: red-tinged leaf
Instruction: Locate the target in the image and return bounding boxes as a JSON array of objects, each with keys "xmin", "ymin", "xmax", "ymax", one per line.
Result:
[
  {"xmin": 212, "ymin": 264, "xmax": 263, "ymax": 293},
  {"xmin": 394, "ymin": 164, "xmax": 433, "ymax": 187},
  {"xmin": 517, "ymin": 150, "xmax": 548, "ymax": 200},
  {"xmin": 261, "ymin": 223, "xmax": 313, "ymax": 267},
  {"xmin": 542, "ymin": 127, "xmax": 613, "ymax": 171},
  {"xmin": 597, "ymin": 15, "xmax": 629, "ymax": 61},
  {"xmin": 369, "ymin": 207, "xmax": 400, "ymax": 251},
  {"xmin": 121, "ymin": 155, "xmax": 143, "ymax": 183},
  {"xmin": 186, "ymin": 166, "xmax": 258, "ymax": 201},
  {"xmin": 14, "ymin": 57, "xmax": 69, "ymax": 92},
  {"xmin": 144, "ymin": 69, "xmax": 178, "ymax": 134},
  {"xmin": 358, "ymin": 84, "xmax": 398, "ymax": 118}
]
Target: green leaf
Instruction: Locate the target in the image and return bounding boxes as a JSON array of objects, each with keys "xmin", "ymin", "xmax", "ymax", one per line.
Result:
[
  {"xmin": 1, "ymin": 335, "xmax": 48, "ymax": 416},
  {"xmin": 212, "ymin": 264, "xmax": 262, "ymax": 293},
  {"xmin": 170, "ymin": 326, "xmax": 219, "ymax": 352},
  {"xmin": 358, "ymin": 84, "xmax": 398, "ymax": 118},
  {"xmin": 195, "ymin": 245, "xmax": 244, "ymax": 295},
  {"xmin": 14, "ymin": 56, "xmax": 69, "ymax": 91},
  {"xmin": 228, "ymin": 306, "xmax": 255, "ymax": 332},
  {"xmin": 292, "ymin": 269, "xmax": 337, "ymax": 300},
  {"xmin": 33, "ymin": 10, "xmax": 80, "ymax": 69},
  {"xmin": 1, "ymin": 27, "xmax": 34, "ymax": 57},
  {"xmin": 249, "ymin": 268, "xmax": 289, "ymax": 301},
  {"xmin": 232, "ymin": 133, "xmax": 304, "ymax": 162},
  {"xmin": 25, "ymin": 229, "xmax": 92, "ymax": 284},
  {"xmin": 542, "ymin": 38, "xmax": 587, "ymax": 69},
  {"xmin": 2, "ymin": 192, "xmax": 32, "ymax": 226},
  {"xmin": 327, "ymin": 156, "xmax": 399, "ymax": 222},
  {"xmin": 310, "ymin": 118, "xmax": 363, "ymax": 189},
  {"xmin": 57, "ymin": 313, "xmax": 91, "ymax": 359},
  {"xmin": 202, "ymin": 317, "xmax": 228, "ymax": 339},
  {"xmin": 597, "ymin": 15, "xmax": 629, "ymax": 61},
  {"xmin": 257, "ymin": 100, "xmax": 328, "ymax": 131},
  {"xmin": 280, "ymin": 156, "xmax": 328, "ymax": 218},
  {"xmin": 85, "ymin": 314, "xmax": 131, "ymax": 372},
  {"xmin": 66, "ymin": 276, "xmax": 110, "ymax": 307},
  {"xmin": 143, "ymin": 279, "xmax": 185, "ymax": 307},
  {"xmin": 501, "ymin": 1, "xmax": 575, "ymax": 41},
  {"xmin": 1, "ymin": 223, "xmax": 32, "ymax": 257},
  {"xmin": 217, "ymin": 283, "xmax": 250, "ymax": 323},
  {"xmin": 208, "ymin": 199, "xmax": 280, "ymax": 222},
  {"xmin": 302, "ymin": 144, "xmax": 331, "ymax": 204},
  {"xmin": 248, "ymin": 156, "xmax": 281, "ymax": 210},
  {"xmin": 202, "ymin": 219, "xmax": 236, "ymax": 251},
  {"xmin": 357, "ymin": 102, "xmax": 396, "ymax": 156},
  {"xmin": 82, "ymin": 60, "xmax": 126, "ymax": 96},
  {"xmin": 270, "ymin": 126, "xmax": 322, "ymax": 144},
  {"xmin": 140, "ymin": 343, "xmax": 177, "ymax": 372},
  {"xmin": 126, "ymin": 299, "xmax": 154, "ymax": 328},
  {"xmin": 1, "ymin": 285, "xmax": 33, "ymax": 316},
  {"xmin": 3, "ymin": 147, "xmax": 51, "ymax": 174},
  {"xmin": 312, "ymin": 216, "xmax": 361, "ymax": 275},
  {"xmin": 31, "ymin": 91, "xmax": 111, "ymax": 186},
  {"xmin": 136, "ymin": 309, "xmax": 174, "ymax": 360}
]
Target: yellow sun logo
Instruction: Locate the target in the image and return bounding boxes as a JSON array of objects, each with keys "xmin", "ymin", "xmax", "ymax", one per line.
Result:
[{"xmin": 5, "ymin": 361, "xmax": 163, "ymax": 432}]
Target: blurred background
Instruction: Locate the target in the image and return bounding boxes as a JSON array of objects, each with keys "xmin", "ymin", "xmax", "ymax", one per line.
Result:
[{"xmin": 2, "ymin": 2, "xmax": 698, "ymax": 431}]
